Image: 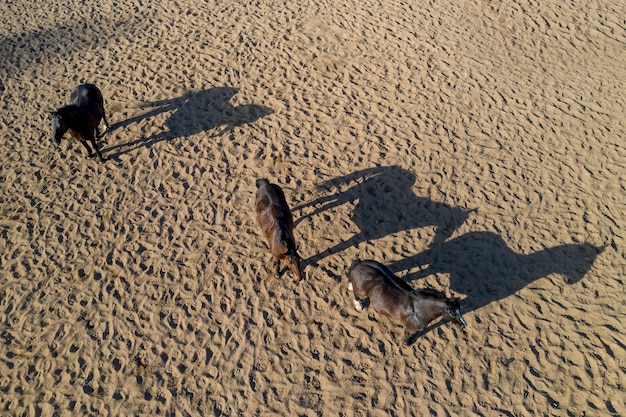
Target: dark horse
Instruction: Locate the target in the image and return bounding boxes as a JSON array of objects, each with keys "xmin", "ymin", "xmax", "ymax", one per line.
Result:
[
  {"xmin": 348, "ymin": 259, "xmax": 467, "ymax": 346},
  {"xmin": 51, "ymin": 83, "xmax": 110, "ymax": 162},
  {"xmin": 255, "ymin": 179, "xmax": 303, "ymax": 281}
]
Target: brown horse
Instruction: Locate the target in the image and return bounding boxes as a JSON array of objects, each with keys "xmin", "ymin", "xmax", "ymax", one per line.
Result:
[
  {"xmin": 51, "ymin": 83, "xmax": 110, "ymax": 162},
  {"xmin": 348, "ymin": 259, "xmax": 466, "ymax": 346},
  {"xmin": 255, "ymin": 179, "xmax": 303, "ymax": 281}
]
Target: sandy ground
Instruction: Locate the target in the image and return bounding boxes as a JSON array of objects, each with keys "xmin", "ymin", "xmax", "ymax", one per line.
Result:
[{"xmin": 1, "ymin": 0, "xmax": 625, "ymax": 415}]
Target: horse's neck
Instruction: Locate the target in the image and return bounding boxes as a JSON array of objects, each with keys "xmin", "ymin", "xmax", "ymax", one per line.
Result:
[
  {"xmin": 271, "ymin": 223, "xmax": 294, "ymax": 250},
  {"xmin": 61, "ymin": 105, "xmax": 85, "ymax": 124},
  {"xmin": 417, "ymin": 297, "xmax": 447, "ymax": 320}
]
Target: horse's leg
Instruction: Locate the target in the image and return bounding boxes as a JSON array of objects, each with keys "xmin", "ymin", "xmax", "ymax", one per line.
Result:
[
  {"xmin": 274, "ymin": 259, "xmax": 282, "ymax": 278},
  {"xmin": 96, "ymin": 117, "xmax": 109, "ymax": 138},
  {"xmin": 402, "ymin": 321, "xmax": 425, "ymax": 347},
  {"xmin": 80, "ymin": 140, "xmax": 94, "ymax": 158},
  {"xmin": 94, "ymin": 123, "xmax": 107, "ymax": 140},
  {"xmin": 94, "ymin": 99, "xmax": 109, "ymax": 130},
  {"xmin": 89, "ymin": 137, "xmax": 105, "ymax": 162},
  {"xmin": 403, "ymin": 331, "xmax": 419, "ymax": 347},
  {"xmin": 102, "ymin": 110, "xmax": 110, "ymax": 131},
  {"xmin": 353, "ymin": 297, "xmax": 365, "ymax": 312}
]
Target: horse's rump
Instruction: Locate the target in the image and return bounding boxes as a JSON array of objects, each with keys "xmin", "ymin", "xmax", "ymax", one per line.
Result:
[{"xmin": 71, "ymin": 84, "xmax": 104, "ymax": 109}]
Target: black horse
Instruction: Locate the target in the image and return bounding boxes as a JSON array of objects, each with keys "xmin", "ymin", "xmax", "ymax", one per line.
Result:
[{"xmin": 51, "ymin": 83, "xmax": 109, "ymax": 162}]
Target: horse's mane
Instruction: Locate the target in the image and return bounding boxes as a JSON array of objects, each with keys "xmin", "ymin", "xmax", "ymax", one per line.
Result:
[
  {"xmin": 278, "ymin": 226, "xmax": 297, "ymax": 256},
  {"xmin": 413, "ymin": 288, "xmax": 447, "ymax": 299},
  {"xmin": 256, "ymin": 178, "xmax": 270, "ymax": 189},
  {"xmin": 414, "ymin": 288, "xmax": 462, "ymax": 309}
]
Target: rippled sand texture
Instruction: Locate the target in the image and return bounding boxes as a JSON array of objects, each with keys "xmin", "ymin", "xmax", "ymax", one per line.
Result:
[{"xmin": 1, "ymin": 0, "xmax": 625, "ymax": 415}]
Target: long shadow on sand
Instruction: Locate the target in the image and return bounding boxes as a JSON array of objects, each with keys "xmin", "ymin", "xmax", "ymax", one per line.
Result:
[
  {"xmin": 294, "ymin": 166, "xmax": 474, "ymax": 267},
  {"xmin": 296, "ymin": 166, "xmax": 603, "ymax": 326},
  {"xmin": 388, "ymin": 231, "xmax": 603, "ymax": 315},
  {"xmin": 1, "ymin": 16, "xmax": 146, "ymax": 80},
  {"xmin": 103, "ymin": 87, "xmax": 273, "ymax": 159}
]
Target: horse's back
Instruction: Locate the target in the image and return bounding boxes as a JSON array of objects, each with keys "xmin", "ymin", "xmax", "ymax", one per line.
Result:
[
  {"xmin": 349, "ymin": 260, "xmax": 414, "ymax": 320},
  {"xmin": 255, "ymin": 180, "xmax": 292, "ymax": 224},
  {"xmin": 255, "ymin": 179, "xmax": 300, "ymax": 270},
  {"xmin": 350, "ymin": 260, "xmax": 414, "ymax": 293}
]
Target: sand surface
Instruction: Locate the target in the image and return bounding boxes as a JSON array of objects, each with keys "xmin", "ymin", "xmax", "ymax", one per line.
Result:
[{"xmin": 1, "ymin": 0, "xmax": 625, "ymax": 415}]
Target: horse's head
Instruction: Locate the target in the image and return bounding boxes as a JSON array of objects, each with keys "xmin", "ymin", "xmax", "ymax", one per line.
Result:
[
  {"xmin": 273, "ymin": 231, "xmax": 304, "ymax": 281},
  {"xmin": 443, "ymin": 298, "xmax": 467, "ymax": 330},
  {"xmin": 50, "ymin": 110, "xmax": 67, "ymax": 144},
  {"xmin": 284, "ymin": 246, "xmax": 303, "ymax": 281}
]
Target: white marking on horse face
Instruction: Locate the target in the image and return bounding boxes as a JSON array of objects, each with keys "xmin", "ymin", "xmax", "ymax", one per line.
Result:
[
  {"xmin": 347, "ymin": 282, "xmax": 353, "ymax": 292},
  {"xmin": 353, "ymin": 299, "xmax": 363, "ymax": 312},
  {"xmin": 455, "ymin": 308, "xmax": 468, "ymax": 329}
]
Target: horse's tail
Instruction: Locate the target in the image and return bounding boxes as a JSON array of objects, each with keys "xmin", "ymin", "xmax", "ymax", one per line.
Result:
[
  {"xmin": 348, "ymin": 259, "xmax": 361, "ymax": 272},
  {"xmin": 414, "ymin": 287, "xmax": 447, "ymax": 299},
  {"xmin": 346, "ymin": 259, "xmax": 361, "ymax": 278},
  {"xmin": 256, "ymin": 178, "xmax": 270, "ymax": 189}
]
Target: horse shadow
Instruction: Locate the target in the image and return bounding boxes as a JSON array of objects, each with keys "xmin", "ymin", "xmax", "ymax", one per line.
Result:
[
  {"xmin": 294, "ymin": 166, "xmax": 474, "ymax": 267},
  {"xmin": 103, "ymin": 86, "xmax": 273, "ymax": 159},
  {"xmin": 389, "ymin": 231, "xmax": 604, "ymax": 314}
]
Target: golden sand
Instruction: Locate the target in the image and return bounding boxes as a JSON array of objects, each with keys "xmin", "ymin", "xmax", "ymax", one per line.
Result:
[{"xmin": 1, "ymin": 0, "xmax": 624, "ymax": 415}]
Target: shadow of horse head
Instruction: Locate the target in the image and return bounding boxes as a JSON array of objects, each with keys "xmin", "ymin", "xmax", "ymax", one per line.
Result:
[
  {"xmin": 297, "ymin": 165, "xmax": 474, "ymax": 265},
  {"xmin": 390, "ymin": 231, "xmax": 604, "ymax": 313},
  {"xmin": 103, "ymin": 86, "xmax": 273, "ymax": 159}
]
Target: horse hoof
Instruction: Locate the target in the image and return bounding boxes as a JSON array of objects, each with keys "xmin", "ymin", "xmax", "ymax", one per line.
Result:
[{"xmin": 403, "ymin": 333, "xmax": 418, "ymax": 347}]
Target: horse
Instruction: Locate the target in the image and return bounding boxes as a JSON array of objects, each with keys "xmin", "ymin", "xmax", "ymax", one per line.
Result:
[
  {"xmin": 51, "ymin": 83, "xmax": 110, "ymax": 162},
  {"xmin": 348, "ymin": 259, "xmax": 467, "ymax": 346},
  {"xmin": 255, "ymin": 178, "xmax": 303, "ymax": 281}
]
